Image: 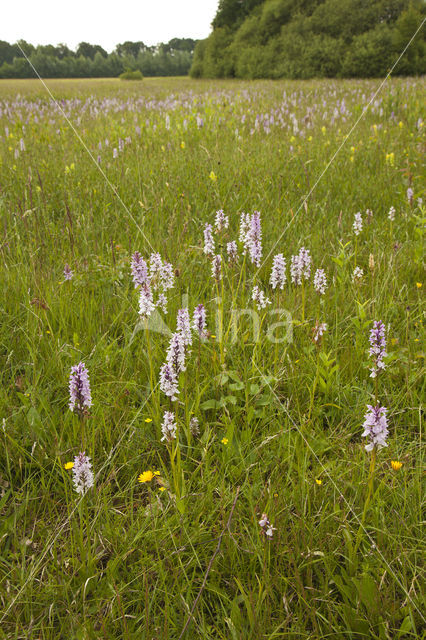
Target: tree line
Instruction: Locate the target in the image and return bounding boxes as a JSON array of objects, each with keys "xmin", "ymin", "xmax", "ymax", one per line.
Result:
[
  {"xmin": 190, "ymin": 0, "xmax": 426, "ymax": 78},
  {"xmin": 0, "ymin": 39, "xmax": 197, "ymax": 78}
]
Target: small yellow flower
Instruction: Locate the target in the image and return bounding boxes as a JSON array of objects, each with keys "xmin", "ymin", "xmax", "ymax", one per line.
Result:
[
  {"xmin": 144, "ymin": 418, "xmax": 152, "ymax": 423},
  {"xmin": 391, "ymin": 460, "xmax": 403, "ymax": 471},
  {"xmin": 398, "ymin": 121, "xmax": 404, "ymax": 128},
  {"xmin": 153, "ymin": 471, "xmax": 160, "ymax": 476},
  {"xmin": 210, "ymin": 334, "xmax": 216, "ymax": 339},
  {"xmin": 221, "ymin": 437, "xmax": 229, "ymax": 445},
  {"xmin": 180, "ymin": 141, "xmax": 185, "ymax": 149},
  {"xmin": 138, "ymin": 470, "xmax": 154, "ymax": 483},
  {"xmin": 315, "ymin": 478, "xmax": 322, "ymax": 485},
  {"xmin": 385, "ymin": 152, "xmax": 395, "ymax": 166},
  {"xmin": 46, "ymin": 330, "xmax": 50, "ymax": 334},
  {"xmin": 321, "ymin": 126, "xmax": 326, "ymax": 135},
  {"xmin": 209, "ymin": 171, "xmax": 217, "ymax": 182},
  {"xmin": 273, "ymin": 492, "xmax": 278, "ymax": 497},
  {"xmin": 416, "ymin": 282, "xmax": 422, "ymax": 288},
  {"xmin": 159, "ymin": 486, "xmax": 166, "ymax": 492},
  {"xmin": 64, "ymin": 461, "xmax": 74, "ymax": 470}
]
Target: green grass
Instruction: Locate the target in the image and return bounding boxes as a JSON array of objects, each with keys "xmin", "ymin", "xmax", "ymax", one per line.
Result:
[{"xmin": 0, "ymin": 76, "xmax": 424, "ymax": 639}]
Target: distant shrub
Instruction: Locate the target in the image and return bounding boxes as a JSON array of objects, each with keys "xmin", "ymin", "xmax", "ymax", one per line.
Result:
[{"xmin": 119, "ymin": 69, "xmax": 143, "ymax": 80}]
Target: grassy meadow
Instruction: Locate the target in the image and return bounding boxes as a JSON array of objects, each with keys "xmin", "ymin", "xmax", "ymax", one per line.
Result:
[{"xmin": 0, "ymin": 76, "xmax": 424, "ymax": 639}]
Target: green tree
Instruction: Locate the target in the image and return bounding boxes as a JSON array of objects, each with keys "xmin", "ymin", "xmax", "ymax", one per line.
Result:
[
  {"xmin": 76, "ymin": 42, "xmax": 107, "ymax": 60},
  {"xmin": 392, "ymin": 3, "xmax": 426, "ymax": 74}
]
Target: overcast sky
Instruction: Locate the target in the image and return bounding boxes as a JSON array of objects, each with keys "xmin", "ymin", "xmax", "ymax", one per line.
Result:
[{"xmin": 2, "ymin": 0, "xmax": 219, "ymax": 50}]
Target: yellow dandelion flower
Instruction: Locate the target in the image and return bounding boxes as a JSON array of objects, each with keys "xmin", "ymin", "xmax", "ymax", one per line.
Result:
[
  {"xmin": 144, "ymin": 418, "xmax": 152, "ymax": 423},
  {"xmin": 315, "ymin": 478, "xmax": 322, "ymax": 485},
  {"xmin": 221, "ymin": 437, "xmax": 229, "ymax": 445},
  {"xmin": 391, "ymin": 460, "xmax": 403, "ymax": 471},
  {"xmin": 64, "ymin": 461, "xmax": 74, "ymax": 470},
  {"xmin": 159, "ymin": 486, "xmax": 166, "ymax": 492},
  {"xmin": 210, "ymin": 334, "xmax": 216, "ymax": 339},
  {"xmin": 416, "ymin": 282, "xmax": 422, "ymax": 288},
  {"xmin": 138, "ymin": 470, "xmax": 154, "ymax": 483}
]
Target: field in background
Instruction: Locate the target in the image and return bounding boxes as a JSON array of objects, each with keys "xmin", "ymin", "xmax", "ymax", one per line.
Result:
[{"xmin": 0, "ymin": 76, "xmax": 424, "ymax": 639}]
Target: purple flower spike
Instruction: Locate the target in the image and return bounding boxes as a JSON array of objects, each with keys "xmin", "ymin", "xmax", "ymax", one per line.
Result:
[
  {"xmin": 72, "ymin": 451, "xmax": 94, "ymax": 494},
  {"xmin": 270, "ymin": 254, "xmax": 286, "ymax": 289},
  {"xmin": 192, "ymin": 304, "xmax": 207, "ymax": 339},
  {"xmin": 64, "ymin": 264, "xmax": 73, "ymax": 281},
  {"xmin": 203, "ymin": 223, "xmax": 215, "ymax": 256},
  {"xmin": 159, "ymin": 363, "xmax": 179, "ymax": 401},
  {"xmin": 362, "ymin": 405, "xmax": 389, "ymax": 451},
  {"xmin": 166, "ymin": 332, "xmax": 186, "ymax": 375},
  {"xmin": 138, "ymin": 283, "xmax": 155, "ymax": 318},
  {"xmin": 239, "ymin": 212, "xmax": 251, "ymax": 253},
  {"xmin": 226, "ymin": 241, "xmax": 238, "ymax": 263},
  {"xmin": 161, "ymin": 411, "xmax": 177, "ymax": 442},
  {"xmin": 176, "ymin": 308, "xmax": 192, "ymax": 347},
  {"xmin": 69, "ymin": 362, "xmax": 92, "ymax": 414},
  {"xmin": 131, "ymin": 252, "xmax": 148, "ymax": 288},
  {"xmin": 313, "ymin": 268, "xmax": 327, "ymax": 295},
  {"xmin": 290, "ymin": 247, "xmax": 311, "ymax": 285},
  {"xmin": 252, "ymin": 285, "xmax": 271, "ymax": 310},
  {"xmin": 248, "ymin": 211, "xmax": 262, "ymax": 267},
  {"xmin": 369, "ymin": 320, "xmax": 387, "ymax": 378},
  {"xmin": 211, "ymin": 254, "xmax": 222, "ymax": 281},
  {"xmin": 215, "ymin": 209, "xmax": 229, "ymax": 232}
]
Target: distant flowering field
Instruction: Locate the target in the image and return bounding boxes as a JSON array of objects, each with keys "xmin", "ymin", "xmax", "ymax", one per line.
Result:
[{"xmin": 0, "ymin": 76, "xmax": 424, "ymax": 639}]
